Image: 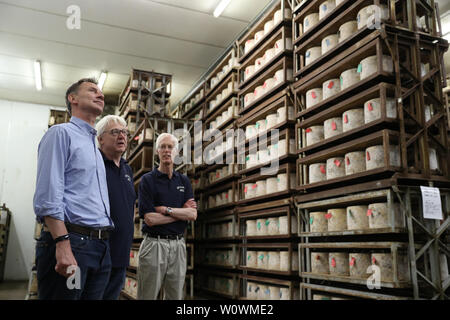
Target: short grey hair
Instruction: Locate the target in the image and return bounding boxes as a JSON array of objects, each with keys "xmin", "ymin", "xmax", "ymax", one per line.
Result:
[
  {"xmin": 95, "ymin": 115, "xmax": 127, "ymax": 138},
  {"xmin": 156, "ymin": 133, "xmax": 178, "ymax": 151}
]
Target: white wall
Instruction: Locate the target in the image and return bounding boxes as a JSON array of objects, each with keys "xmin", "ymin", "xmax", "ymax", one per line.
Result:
[{"xmin": 0, "ymin": 99, "xmax": 64, "ymax": 280}]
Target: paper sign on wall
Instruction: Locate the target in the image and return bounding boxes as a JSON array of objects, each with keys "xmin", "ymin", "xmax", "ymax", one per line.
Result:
[{"xmin": 420, "ymin": 186, "xmax": 443, "ymax": 220}]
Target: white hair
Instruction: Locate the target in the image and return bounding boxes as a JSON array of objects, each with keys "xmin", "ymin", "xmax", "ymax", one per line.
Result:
[
  {"xmin": 156, "ymin": 133, "xmax": 178, "ymax": 151},
  {"xmin": 95, "ymin": 115, "xmax": 127, "ymax": 138}
]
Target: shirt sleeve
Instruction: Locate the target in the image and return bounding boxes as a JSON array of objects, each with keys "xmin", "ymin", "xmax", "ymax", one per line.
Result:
[
  {"xmin": 33, "ymin": 126, "xmax": 70, "ymax": 223},
  {"xmin": 138, "ymin": 174, "xmax": 156, "ymax": 219},
  {"xmin": 183, "ymin": 174, "xmax": 194, "ymax": 204}
]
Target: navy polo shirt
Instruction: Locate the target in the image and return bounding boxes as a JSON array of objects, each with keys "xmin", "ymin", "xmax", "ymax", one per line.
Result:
[
  {"xmin": 101, "ymin": 150, "xmax": 136, "ymax": 268},
  {"xmin": 139, "ymin": 168, "xmax": 194, "ymax": 235}
]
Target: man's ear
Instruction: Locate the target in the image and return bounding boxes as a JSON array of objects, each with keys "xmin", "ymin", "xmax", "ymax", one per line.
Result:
[
  {"xmin": 67, "ymin": 93, "xmax": 76, "ymax": 109},
  {"xmin": 98, "ymin": 135, "xmax": 104, "ymax": 148}
]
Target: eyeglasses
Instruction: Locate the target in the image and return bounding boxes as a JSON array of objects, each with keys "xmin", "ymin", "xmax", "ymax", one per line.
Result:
[{"xmin": 107, "ymin": 129, "xmax": 130, "ymax": 137}]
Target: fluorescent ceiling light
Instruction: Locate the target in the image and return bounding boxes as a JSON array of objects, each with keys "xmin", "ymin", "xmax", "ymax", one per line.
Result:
[
  {"xmin": 34, "ymin": 60, "xmax": 42, "ymax": 91},
  {"xmin": 214, "ymin": 0, "xmax": 232, "ymax": 18},
  {"xmin": 98, "ymin": 71, "xmax": 107, "ymax": 90}
]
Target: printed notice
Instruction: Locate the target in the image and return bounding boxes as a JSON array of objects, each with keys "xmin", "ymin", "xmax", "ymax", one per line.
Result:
[{"xmin": 420, "ymin": 186, "xmax": 443, "ymax": 220}]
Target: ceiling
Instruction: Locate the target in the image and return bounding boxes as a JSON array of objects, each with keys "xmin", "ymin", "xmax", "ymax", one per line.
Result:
[
  {"xmin": 0, "ymin": 0, "xmax": 273, "ymax": 109},
  {"xmin": 0, "ymin": 0, "xmax": 449, "ymax": 111}
]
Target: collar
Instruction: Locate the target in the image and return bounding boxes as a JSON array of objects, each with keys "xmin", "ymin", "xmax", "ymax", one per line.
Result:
[
  {"xmin": 154, "ymin": 167, "xmax": 178, "ymax": 179},
  {"xmin": 99, "ymin": 149, "xmax": 127, "ymax": 166},
  {"xmin": 70, "ymin": 116, "xmax": 97, "ymax": 136}
]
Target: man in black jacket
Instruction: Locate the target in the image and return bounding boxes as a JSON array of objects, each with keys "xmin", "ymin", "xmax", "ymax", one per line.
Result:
[{"xmin": 96, "ymin": 115, "xmax": 136, "ymax": 300}]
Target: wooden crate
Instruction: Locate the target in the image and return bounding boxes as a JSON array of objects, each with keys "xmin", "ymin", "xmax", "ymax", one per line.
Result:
[
  {"xmin": 128, "ymin": 146, "xmax": 154, "ymax": 180},
  {"xmin": 198, "ymin": 209, "xmax": 238, "ymax": 240},
  {"xmin": 239, "ymin": 242, "xmax": 299, "ymax": 276},
  {"xmin": 238, "ymin": 162, "xmax": 296, "ymax": 205},
  {"xmin": 204, "ymin": 97, "xmax": 239, "ymax": 136},
  {"xmin": 180, "ymin": 81, "xmax": 206, "ymax": 119},
  {"xmin": 239, "ymin": 274, "xmax": 299, "ymax": 300},
  {"xmin": 205, "ymin": 49, "xmax": 239, "ymax": 98},
  {"xmin": 203, "ymin": 181, "xmax": 238, "ymax": 213},
  {"xmin": 238, "ymin": 56, "xmax": 294, "ymax": 116},
  {"xmin": 296, "ymin": 129, "xmax": 402, "ymax": 191},
  {"xmin": 195, "ymin": 244, "xmax": 238, "ymax": 270},
  {"xmin": 238, "ymin": 25, "xmax": 293, "ymax": 90},
  {"xmin": 300, "ymin": 282, "xmax": 410, "ymax": 300},
  {"xmin": 194, "ymin": 268, "xmax": 239, "ymax": 299},
  {"xmin": 295, "ymin": 82, "xmax": 398, "ymax": 153},
  {"xmin": 238, "ymin": 198, "xmax": 297, "ymax": 240},
  {"xmin": 299, "ymin": 241, "xmax": 415, "ymax": 289},
  {"xmin": 239, "ymin": 127, "xmax": 297, "ymax": 176},
  {"xmin": 205, "ymin": 72, "xmax": 239, "ymax": 120},
  {"xmin": 238, "ymin": 0, "xmax": 292, "ymax": 64},
  {"xmin": 296, "ymin": 188, "xmax": 408, "ymax": 237}
]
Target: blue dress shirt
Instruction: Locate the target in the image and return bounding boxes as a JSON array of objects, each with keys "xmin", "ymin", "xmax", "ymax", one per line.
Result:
[{"xmin": 33, "ymin": 116, "xmax": 113, "ymax": 228}]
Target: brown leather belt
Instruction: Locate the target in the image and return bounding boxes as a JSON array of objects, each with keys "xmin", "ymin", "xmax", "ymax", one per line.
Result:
[{"xmin": 43, "ymin": 223, "xmax": 112, "ymax": 240}]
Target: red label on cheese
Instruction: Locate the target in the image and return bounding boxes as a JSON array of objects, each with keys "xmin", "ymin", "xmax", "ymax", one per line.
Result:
[
  {"xmin": 216, "ymin": 172, "xmax": 220, "ymax": 178},
  {"xmin": 325, "ymin": 213, "xmax": 332, "ymax": 219},
  {"xmin": 346, "ymin": 157, "xmax": 350, "ymax": 165},
  {"xmin": 320, "ymin": 165, "xmax": 326, "ymax": 174},
  {"xmin": 306, "ymin": 128, "xmax": 312, "ymax": 133},
  {"xmin": 334, "ymin": 159, "xmax": 341, "ymax": 167},
  {"xmin": 275, "ymin": 43, "xmax": 279, "ymax": 48},
  {"xmin": 134, "ymin": 135, "xmax": 140, "ymax": 141},
  {"xmin": 244, "ymin": 187, "xmax": 248, "ymax": 193},
  {"xmin": 252, "ymin": 184, "xmax": 257, "ymax": 189},
  {"xmin": 367, "ymin": 209, "xmax": 373, "ymax": 216},
  {"xmin": 331, "ymin": 258, "xmax": 336, "ymax": 267},
  {"xmin": 350, "ymin": 257, "xmax": 356, "ymax": 266},
  {"xmin": 311, "ymin": 91, "xmax": 317, "ymax": 99},
  {"xmin": 368, "ymin": 103, "xmax": 373, "ymax": 111},
  {"xmin": 367, "ymin": 151, "xmax": 371, "ymax": 161},
  {"xmin": 328, "ymin": 81, "xmax": 334, "ymax": 89},
  {"xmin": 225, "ymin": 194, "xmax": 229, "ymax": 199},
  {"xmin": 372, "ymin": 257, "xmax": 377, "ymax": 264},
  {"xmin": 331, "ymin": 121, "xmax": 337, "ymax": 130},
  {"xmin": 344, "ymin": 114, "xmax": 348, "ymax": 123},
  {"xmin": 263, "ymin": 82, "xmax": 267, "ymax": 89}
]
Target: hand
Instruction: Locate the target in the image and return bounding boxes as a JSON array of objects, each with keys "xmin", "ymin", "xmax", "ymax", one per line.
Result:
[
  {"xmin": 144, "ymin": 213, "xmax": 154, "ymax": 227},
  {"xmin": 54, "ymin": 241, "xmax": 78, "ymax": 278},
  {"xmin": 183, "ymin": 198, "xmax": 197, "ymax": 209},
  {"xmin": 154, "ymin": 206, "xmax": 166, "ymax": 214}
]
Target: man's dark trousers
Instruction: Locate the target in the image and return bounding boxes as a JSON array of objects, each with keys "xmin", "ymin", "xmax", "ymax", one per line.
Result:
[{"xmin": 36, "ymin": 231, "xmax": 111, "ymax": 300}]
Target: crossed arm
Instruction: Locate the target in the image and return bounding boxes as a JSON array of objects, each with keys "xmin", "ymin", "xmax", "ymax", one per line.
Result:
[{"xmin": 143, "ymin": 198, "xmax": 197, "ymax": 228}]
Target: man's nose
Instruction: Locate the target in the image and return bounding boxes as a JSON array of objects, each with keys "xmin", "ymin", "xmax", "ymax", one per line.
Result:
[{"xmin": 97, "ymin": 91, "xmax": 104, "ymax": 100}]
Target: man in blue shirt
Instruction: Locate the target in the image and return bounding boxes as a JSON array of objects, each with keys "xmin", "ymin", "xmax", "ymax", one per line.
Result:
[
  {"xmin": 95, "ymin": 115, "xmax": 136, "ymax": 300},
  {"xmin": 33, "ymin": 78, "xmax": 114, "ymax": 300},
  {"xmin": 137, "ymin": 133, "xmax": 197, "ymax": 300}
]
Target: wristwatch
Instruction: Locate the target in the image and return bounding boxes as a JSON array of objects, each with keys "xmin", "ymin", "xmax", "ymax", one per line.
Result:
[{"xmin": 165, "ymin": 207, "xmax": 173, "ymax": 216}]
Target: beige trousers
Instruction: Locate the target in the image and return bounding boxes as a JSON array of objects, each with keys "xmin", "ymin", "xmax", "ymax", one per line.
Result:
[{"xmin": 137, "ymin": 235, "xmax": 186, "ymax": 300}]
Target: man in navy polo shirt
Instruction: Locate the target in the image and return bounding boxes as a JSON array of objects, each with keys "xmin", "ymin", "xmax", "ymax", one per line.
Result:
[
  {"xmin": 137, "ymin": 133, "xmax": 197, "ymax": 300},
  {"xmin": 96, "ymin": 115, "xmax": 136, "ymax": 300}
]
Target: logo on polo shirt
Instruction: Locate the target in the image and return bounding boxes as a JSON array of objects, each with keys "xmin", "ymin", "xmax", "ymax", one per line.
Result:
[
  {"xmin": 125, "ymin": 174, "xmax": 132, "ymax": 182},
  {"xmin": 177, "ymin": 186, "xmax": 185, "ymax": 193}
]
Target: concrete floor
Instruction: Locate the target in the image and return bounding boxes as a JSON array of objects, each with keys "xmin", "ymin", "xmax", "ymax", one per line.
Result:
[{"xmin": 0, "ymin": 281, "xmax": 29, "ymax": 300}]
